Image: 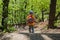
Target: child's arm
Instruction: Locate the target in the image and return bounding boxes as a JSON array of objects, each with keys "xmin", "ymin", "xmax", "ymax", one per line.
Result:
[{"xmin": 33, "ymin": 15, "xmax": 36, "ymax": 22}]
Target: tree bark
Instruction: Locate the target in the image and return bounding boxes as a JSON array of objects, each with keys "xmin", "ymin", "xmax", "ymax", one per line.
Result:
[
  {"xmin": 48, "ymin": 0, "xmax": 57, "ymax": 28},
  {"xmin": 2, "ymin": 0, "xmax": 9, "ymax": 31}
]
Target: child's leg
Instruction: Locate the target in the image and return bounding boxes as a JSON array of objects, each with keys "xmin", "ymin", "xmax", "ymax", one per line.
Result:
[
  {"xmin": 31, "ymin": 26, "xmax": 34, "ymax": 33},
  {"xmin": 29, "ymin": 26, "xmax": 31, "ymax": 33}
]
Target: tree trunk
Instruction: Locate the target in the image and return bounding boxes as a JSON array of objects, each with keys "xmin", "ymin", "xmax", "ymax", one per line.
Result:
[
  {"xmin": 41, "ymin": 8, "xmax": 44, "ymax": 22},
  {"xmin": 2, "ymin": 0, "xmax": 9, "ymax": 31},
  {"xmin": 48, "ymin": 0, "xmax": 57, "ymax": 28}
]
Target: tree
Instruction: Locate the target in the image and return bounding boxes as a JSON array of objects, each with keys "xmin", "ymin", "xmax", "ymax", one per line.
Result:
[
  {"xmin": 41, "ymin": 8, "xmax": 44, "ymax": 22},
  {"xmin": 2, "ymin": 0, "xmax": 9, "ymax": 31},
  {"xmin": 48, "ymin": 0, "xmax": 57, "ymax": 28}
]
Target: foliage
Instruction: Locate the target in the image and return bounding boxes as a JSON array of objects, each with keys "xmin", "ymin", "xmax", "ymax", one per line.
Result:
[
  {"xmin": 0, "ymin": 0, "xmax": 60, "ymax": 31},
  {"xmin": 7, "ymin": 0, "xmax": 50, "ymax": 24},
  {"xmin": 3, "ymin": 26, "xmax": 16, "ymax": 33},
  {"xmin": 8, "ymin": 26, "xmax": 16, "ymax": 32}
]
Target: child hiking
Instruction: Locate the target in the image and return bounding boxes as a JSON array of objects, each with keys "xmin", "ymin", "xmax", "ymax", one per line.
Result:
[{"xmin": 26, "ymin": 10, "xmax": 36, "ymax": 33}]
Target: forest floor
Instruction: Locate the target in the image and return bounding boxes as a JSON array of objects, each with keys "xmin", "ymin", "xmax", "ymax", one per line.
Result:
[
  {"xmin": 0, "ymin": 21, "xmax": 60, "ymax": 40},
  {"xmin": 18, "ymin": 21, "xmax": 60, "ymax": 33}
]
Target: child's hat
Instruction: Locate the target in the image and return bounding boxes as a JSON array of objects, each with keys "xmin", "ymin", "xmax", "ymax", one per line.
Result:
[{"xmin": 29, "ymin": 10, "xmax": 33, "ymax": 14}]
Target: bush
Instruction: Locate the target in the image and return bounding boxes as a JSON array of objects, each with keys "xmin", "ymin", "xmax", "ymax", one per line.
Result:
[
  {"xmin": 3, "ymin": 26, "xmax": 16, "ymax": 33},
  {"xmin": 8, "ymin": 26, "xmax": 16, "ymax": 32}
]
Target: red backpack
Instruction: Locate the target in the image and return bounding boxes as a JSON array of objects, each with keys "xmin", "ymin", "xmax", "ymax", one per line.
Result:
[{"xmin": 28, "ymin": 15, "xmax": 34, "ymax": 23}]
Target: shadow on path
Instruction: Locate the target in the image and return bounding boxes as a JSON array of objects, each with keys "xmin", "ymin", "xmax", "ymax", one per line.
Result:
[
  {"xmin": 20, "ymin": 33, "xmax": 44, "ymax": 40},
  {"xmin": 20, "ymin": 33, "xmax": 60, "ymax": 40},
  {"xmin": 44, "ymin": 33, "xmax": 60, "ymax": 40}
]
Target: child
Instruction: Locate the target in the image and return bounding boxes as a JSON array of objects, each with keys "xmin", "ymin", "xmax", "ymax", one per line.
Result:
[{"xmin": 26, "ymin": 10, "xmax": 35, "ymax": 33}]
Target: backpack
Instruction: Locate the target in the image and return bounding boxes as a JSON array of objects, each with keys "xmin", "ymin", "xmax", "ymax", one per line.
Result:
[{"xmin": 27, "ymin": 15, "xmax": 34, "ymax": 23}]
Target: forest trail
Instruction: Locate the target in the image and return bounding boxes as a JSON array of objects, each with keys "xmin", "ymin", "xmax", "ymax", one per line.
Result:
[
  {"xmin": 0, "ymin": 32, "xmax": 60, "ymax": 40},
  {"xmin": 0, "ymin": 21, "xmax": 60, "ymax": 40},
  {"xmin": 19, "ymin": 33, "xmax": 60, "ymax": 40}
]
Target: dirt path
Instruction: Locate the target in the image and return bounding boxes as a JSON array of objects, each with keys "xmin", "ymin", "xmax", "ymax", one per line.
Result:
[
  {"xmin": 1, "ymin": 32, "xmax": 60, "ymax": 40},
  {"xmin": 20, "ymin": 33, "xmax": 60, "ymax": 40}
]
